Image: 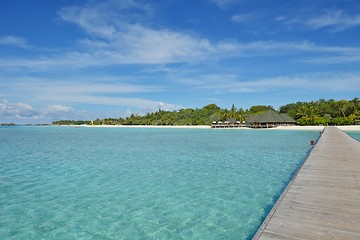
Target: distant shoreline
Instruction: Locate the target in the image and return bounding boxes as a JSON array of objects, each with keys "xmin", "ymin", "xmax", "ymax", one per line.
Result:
[
  {"xmin": 56, "ymin": 125, "xmax": 360, "ymax": 131},
  {"xmin": 61, "ymin": 125, "xmax": 212, "ymax": 129}
]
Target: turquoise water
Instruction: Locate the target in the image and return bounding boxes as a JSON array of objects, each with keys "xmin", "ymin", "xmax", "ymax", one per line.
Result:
[
  {"xmin": 0, "ymin": 126, "xmax": 319, "ymax": 239},
  {"xmin": 345, "ymin": 131, "xmax": 360, "ymax": 141}
]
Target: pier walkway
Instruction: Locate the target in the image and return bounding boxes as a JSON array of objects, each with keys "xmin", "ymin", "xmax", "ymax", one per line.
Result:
[{"xmin": 254, "ymin": 126, "xmax": 360, "ymax": 239}]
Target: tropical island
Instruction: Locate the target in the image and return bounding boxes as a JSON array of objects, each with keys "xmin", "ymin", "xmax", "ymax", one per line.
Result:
[{"xmin": 52, "ymin": 98, "xmax": 360, "ymax": 126}]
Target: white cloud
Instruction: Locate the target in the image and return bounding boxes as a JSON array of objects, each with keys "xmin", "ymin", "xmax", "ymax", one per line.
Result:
[
  {"xmin": 303, "ymin": 55, "xmax": 360, "ymax": 64},
  {"xmin": 113, "ymin": 25, "xmax": 216, "ymax": 63},
  {"xmin": 231, "ymin": 13, "xmax": 258, "ymax": 23},
  {"xmin": 157, "ymin": 102, "xmax": 182, "ymax": 111},
  {"xmin": 58, "ymin": 5, "xmax": 117, "ymax": 38},
  {"xmin": 211, "ymin": 0, "xmax": 243, "ymax": 9},
  {"xmin": 7, "ymin": 77, "xmax": 164, "ymax": 103},
  {"xmin": 1, "ymin": 1, "xmax": 360, "ymax": 70},
  {"xmin": 0, "ymin": 35, "xmax": 29, "ymax": 48},
  {"xmin": 225, "ymin": 72, "xmax": 360, "ymax": 93},
  {"xmin": 170, "ymin": 71, "xmax": 360, "ymax": 94},
  {"xmin": 0, "ymin": 98, "xmax": 181, "ymax": 124},
  {"xmin": 0, "ymin": 100, "xmax": 39, "ymax": 120},
  {"xmin": 275, "ymin": 16, "xmax": 286, "ymax": 22},
  {"xmin": 56, "ymin": 0, "xmax": 237, "ymax": 65},
  {"xmin": 0, "ymin": 100, "xmax": 90, "ymax": 123},
  {"xmin": 0, "ymin": 3, "xmax": 236, "ymax": 69},
  {"xmin": 0, "ymin": 76, "xmax": 183, "ymax": 122},
  {"xmin": 306, "ymin": 10, "xmax": 360, "ymax": 31},
  {"xmin": 232, "ymin": 41, "xmax": 360, "ymax": 64},
  {"xmin": 287, "ymin": 10, "xmax": 360, "ymax": 32},
  {"xmin": 57, "ymin": 0, "xmax": 153, "ymax": 38},
  {"xmin": 49, "ymin": 95, "xmax": 181, "ymax": 110},
  {"xmin": 45, "ymin": 105, "xmax": 74, "ymax": 113},
  {"xmin": 0, "ymin": 37, "xmax": 359, "ymax": 71}
]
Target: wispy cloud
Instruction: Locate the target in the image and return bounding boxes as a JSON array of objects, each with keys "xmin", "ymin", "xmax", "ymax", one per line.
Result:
[
  {"xmin": 0, "ymin": 1, "xmax": 236, "ymax": 70},
  {"xmin": 0, "ymin": 35, "xmax": 30, "ymax": 48},
  {"xmin": 0, "ymin": 38, "xmax": 359, "ymax": 71},
  {"xmin": 231, "ymin": 13, "xmax": 259, "ymax": 23},
  {"xmin": 1, "ymin": 0, "xmax": 359, "ymax": 124},
  {"xmin": 306, "ymin": 10, "xmax": 360, "ymax": 31},
  {"xmin": 210, "ymin": 0, "xmax": 243, "ymax": 9},
  {"xmin": 303, "ymin": 53, "xmax": 360, "ymax": 64},
  {"xmin": 14, "ymin": 78, "xmax": 164, "ymax": 95},
  {"xmin": 169, "ymin": 71, "xmax": 360, "ymax": 94},
  {"xmin": 235, "ymin": 72, "xmax": 360, "ymax": 93},
  {"xmin": 57, "ymin": 0, "xmax": 154, "ymax": 37},
  {"xmin": 0, "ymin": 100, "xmax": 38, "ymax": 119},
  {"xmin": 1, "ymin": 1, "xmax": 359, "ymax": 72},
  {"xmin": 57, "ymin": 0, "xmax": 234, "ymax": 65},
  {"xmin": 0, "ymin": 94, "xmax": 182, "ymax": 124},
  {"xmin": 0, "ymin": 76, "xmax": 182, "ymax": 117},
  {"xmin": 0, "ymin": 100, "xmax": 87, "ymax": 123},
  {"xmin": 275, "ymin": 16, "xmax": 286, "ymax": 22},
  {"xmin": 287, "ymin": 10, "xmax": 360, "ymax": 32}
]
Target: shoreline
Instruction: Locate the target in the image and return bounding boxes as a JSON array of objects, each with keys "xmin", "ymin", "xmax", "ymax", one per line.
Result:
[
  {"xmin": 271, "ymin": 125, "xmax": 325, "ymax": 131},
  {"xmin": 335, "ymin": 125, "xmax": 360, "ymax": 131},
  {"xmin": 68, "ymin": 125, "xmax": 212, "ymax": 129},
  {"xmin": 57, "ymin": 124, "xmax": 360, "ymax": 131}
]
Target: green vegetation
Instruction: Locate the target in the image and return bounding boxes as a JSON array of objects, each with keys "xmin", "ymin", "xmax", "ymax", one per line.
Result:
[
  {"xmin": 279, "ymin": 98, "xmax": 360, "ymax": 126},
  {"xmin": 52, "ymin": 120, "xmax": 91, "ymax": 125},
  {"xmin": 52, "ymin": 98, "xmax": 360, "ymax": 126},
  {"xmin": 0, "ymin": 123, "xmax": 17, "ymax": 126}
]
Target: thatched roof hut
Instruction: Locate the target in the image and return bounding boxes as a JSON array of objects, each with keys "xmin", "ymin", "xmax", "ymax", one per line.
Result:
[
  {"xmin": 280, "ymin": 113, "xmax": 297, "ymax": 124},
  {"xmin": 247, "ymin": 111, "xmax": 296, "ymax": 127}
]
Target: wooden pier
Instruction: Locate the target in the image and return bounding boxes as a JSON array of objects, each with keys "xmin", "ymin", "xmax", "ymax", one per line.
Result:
[{"xmin": 254, "ymin": 126, "xmax": 360, "ymax": 239}]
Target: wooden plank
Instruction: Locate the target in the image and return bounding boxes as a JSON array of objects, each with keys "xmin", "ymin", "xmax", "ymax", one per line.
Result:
[{"xmin": 254, "ymin": 126, "xmax": 360, "ymax": 240}]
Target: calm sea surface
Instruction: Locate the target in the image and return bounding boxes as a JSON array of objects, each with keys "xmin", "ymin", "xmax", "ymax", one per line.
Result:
[
  {"xmin": 345, "ymin": 131, "xmax": 360, "ymax": 141},
  {"xmin": 0, "ymin": 126, "xmax": 319, "ymax": 239}
]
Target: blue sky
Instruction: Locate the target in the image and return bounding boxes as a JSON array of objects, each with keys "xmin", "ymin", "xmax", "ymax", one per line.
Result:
[{"xmin": 1, "ymin": 0, "xmax": 360, "ymax": 123}]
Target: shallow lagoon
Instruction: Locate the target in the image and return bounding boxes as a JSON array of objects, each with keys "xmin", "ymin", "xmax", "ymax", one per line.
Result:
[
  {"xmin": 345, "ymin": 130, "xmax": 360, "ymax": 141},
  {"xmin": 0, "ymin": 126, "xmax": 320, "ymax": 239}
]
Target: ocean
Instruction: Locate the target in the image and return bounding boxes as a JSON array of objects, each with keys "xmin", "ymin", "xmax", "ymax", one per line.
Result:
[
  {"xmin": 345, "ymin": 130, "xmax": 360, "ymax": 141},
  {"xmin": 0, "ymin": 126, "xmax": 320, "ymax": 239}
]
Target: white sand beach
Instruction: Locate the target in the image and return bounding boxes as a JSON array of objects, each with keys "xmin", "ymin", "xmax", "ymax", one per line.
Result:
[
  {"xmin": 79, "ymin": 124, "xmax": 212, "ymax": 129},
  {"xmin": 272, "ymin": 125, "xmax": 360, "ymax": 131},
  {"xmin": 336, "ymin": 125, "xmax": 360, "ymax": 131},
  {"xmin": 273, "ymin": 126, "xmax": 326, "ymax": 131},
  {"xmin": 65, "ymin": 124, "xmax": 360, "ymax": 131}
]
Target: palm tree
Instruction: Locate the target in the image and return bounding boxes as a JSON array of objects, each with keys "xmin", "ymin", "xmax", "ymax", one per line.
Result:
[
  {"xmin": 308, "ymin": 101, "xmax": 320, "ymax": 125},
  {"xmin": 296, "ymin": 105, "xmax": 308, "ymax": 120},
  {"xmin": 222, "ymin": 104, "xmax": 238, "ymax": 120},
  {"xmin": 221, "ymin": 109, "xmax": 229, "ymax": 120},
  {"xmin": 221, "ymin": 104, "xmax": 247, "ymax": 123},
  {"xmin": 227, "ymin": 104, "xmax": 238, "ymax": 119},
  {"xmin": 349, "ymin": 97, "xmax": 360, "ymax": 116},
  {"xmin": 237, "ymin": 108, "xmax": 246, "ymax": 123},
  {"xmin": 334, "ymin": 100, "xmax": 347, "ymax": 118},
  {"xmin": 295, "ymin": 102, "xmax": 319, "ymax": 125}
]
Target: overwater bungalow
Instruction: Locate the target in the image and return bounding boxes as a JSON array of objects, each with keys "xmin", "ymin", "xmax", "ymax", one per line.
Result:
[{"xmin": 211, "ymin": 118, "xmax": 246, "ymax": 128}]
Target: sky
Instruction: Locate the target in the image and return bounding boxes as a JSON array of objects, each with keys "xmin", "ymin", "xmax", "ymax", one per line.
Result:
[{"xmin": 1, "ymin": 0, "xmax": 360, "ymax": 123}]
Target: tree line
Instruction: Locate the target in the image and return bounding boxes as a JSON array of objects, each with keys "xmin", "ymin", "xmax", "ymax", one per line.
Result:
[
  {"xmin": 279, "ymin": 98, "xmax": 359, "ymax": 126},
  {"xmin": 52, "ymin": 98, "xmax": 360, "ymax": 126}
]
